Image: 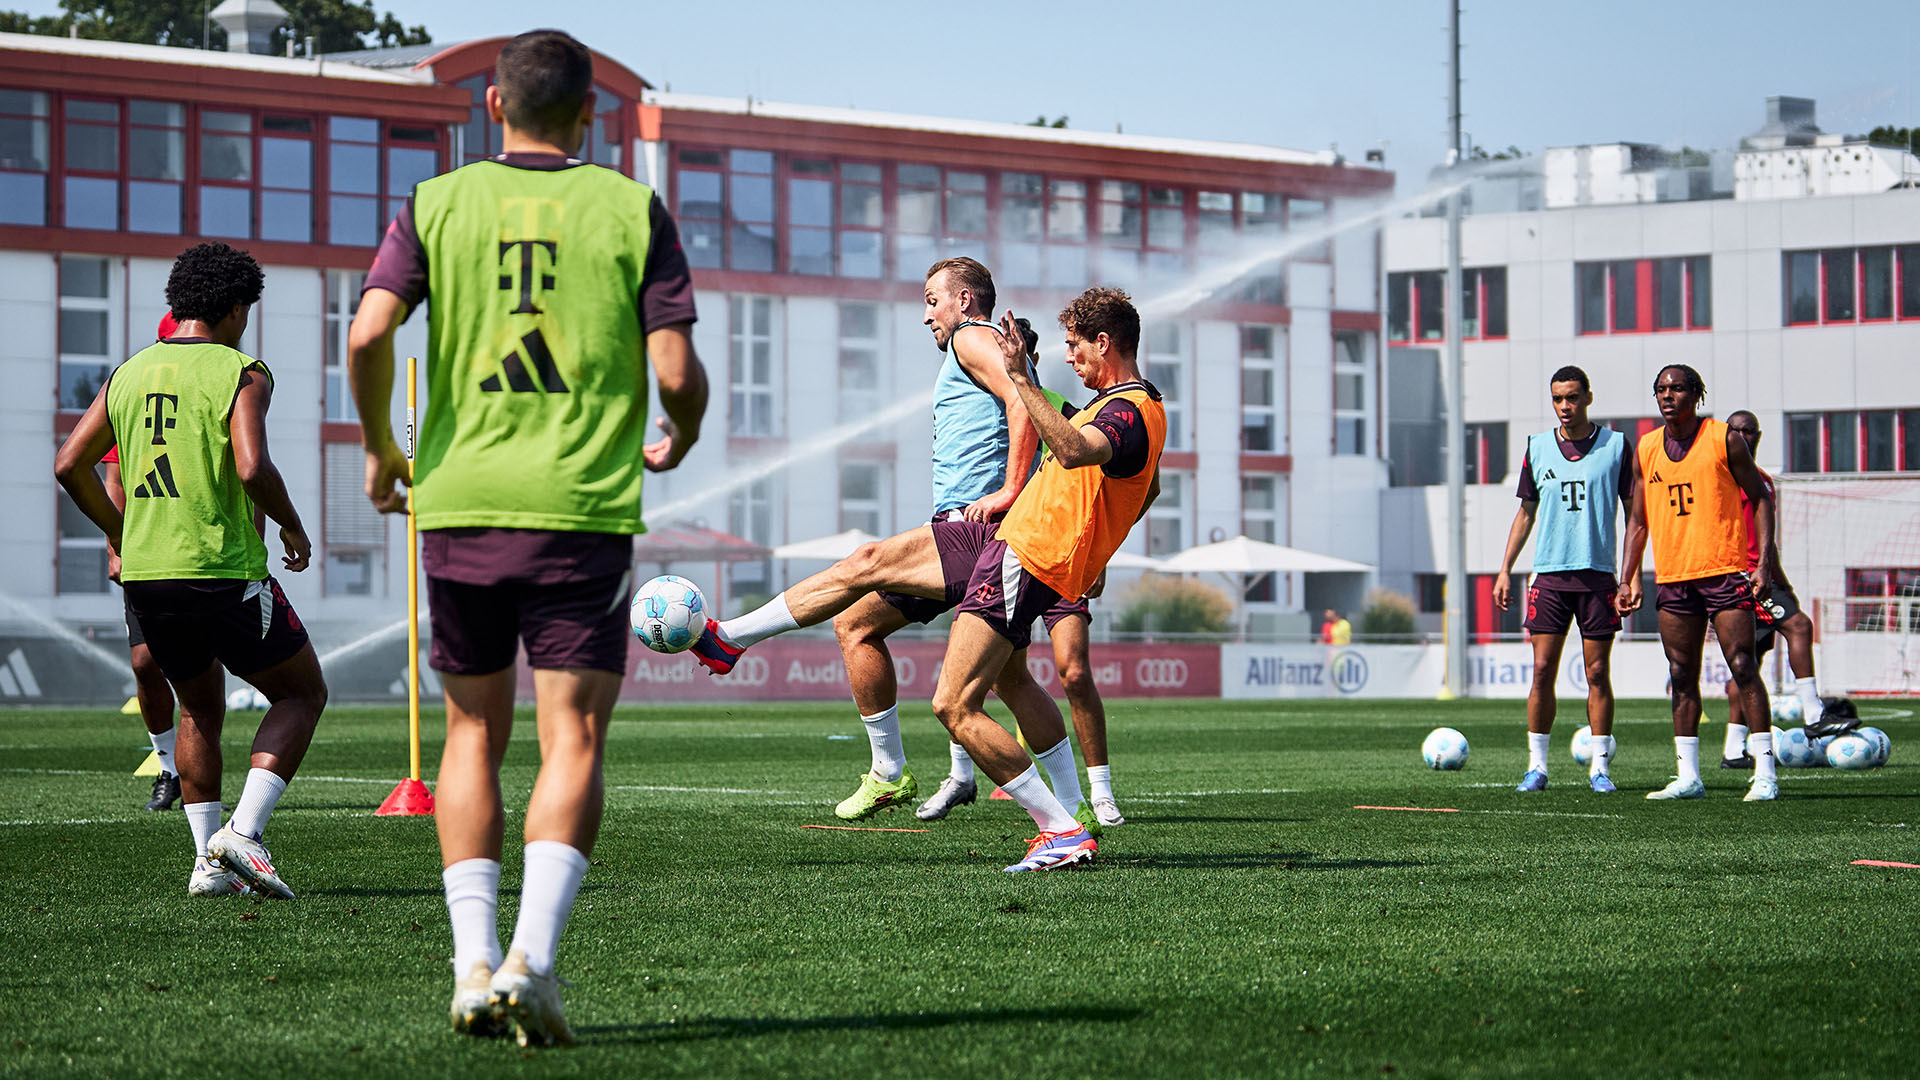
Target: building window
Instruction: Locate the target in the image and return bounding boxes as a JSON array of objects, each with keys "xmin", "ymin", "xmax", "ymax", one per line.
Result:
[
  {"xmin": 63, "ymin": 98, "xmax": 119, "ymax": 230},
  {"xmin": 326, "ymin": 116, "xmax": 380, "ymax": 246},
  {"xmin": 1784, "ymin": 409, "xmax": 1918, "ymax": 473},
  {"xmin": 728, "ymin": 478, "xmax": 776, "ymax": 598},
  {"xmin": 1000, "ymin": 171, "xmax": 1044, "ymax": 287},
  {"xmin": 58, "ymin": 255, "xmax": 119, "ymax": 411},
  {"xmin": 1415, "ymin": 573, "xmax": 1445, "ymax": 614},
  {"xmin": 838, "ymin": 462, "xmax": 890, "ymax": 536},
  {"xmin": 1240, "ymin": 325, "xmax": 1281, "ymax": 453},
  {"xmin": 1147, "ymin": 471, "xmax": 1189, "ymax": 555},
  {"xmin": 727, "ymin": 150, "xmax": 775, "ymax": 272},
  {"xmin": 838, "ymin": 301, "xmax": 882, "ymax": 421},
  {"xmin": 323, "ymin": 270, "xmax": 365, "ymax": 422},
  {"xmin": 1787, "ymin": 246, "xmax": 1918, "ymax": 326},
  {"xmin": 786, "ymin": 157, "xmax": 833, "ymax": 276},
  {"xmin": 1242, "ymin": 475, "xmax": 1278, "ymax": 602},
  {"xmin": 839, "ymin": 162, "xmax": 884, "ymax": 278},
  {"xmin": 895, "ymin": 163, "xmax": 940, "ymax": 282},
  {"xmin": 55, "ymin": 441, "xmax": 109, "ymax": 595},
  {"xmin": 1465, "ymin": 421, "xmax": 1509, "ymax": 485},
  {"xmin": 1577, "ymin": 257, "xmax": 1710, "ymax": 334},
  {"xmin": 0, "ymin": 89, "xmax": 49, "ymax": 225},
  {"xmin": 1333, "ymin": 330, "xmax": 1371, "ymax": 456},
  {"xmin": 1098, "ymin": 180, "xmax": 1143, "ymax": 289},
  {"xmin": 729, "ymin": 295, "xmax": 778, "ymax": 436},
  {"xmin": 1459, "ymin": 267, "xmax": 1508, "ymax": 339},
  {"xmin": 1144, "ymin": 322, "xmax": 1189, "ymax": 451},
  {"xmin": 323, "ymin": 442, "xmax": 386, "ymax": 596},
  {"xmin": 1047, "ymin": 177, "xmax": 1091, "ymax": 291},
  {"xmin": 1386, "ymin": 270, "xmax": 1444, "ymax": 342},
  {"xmin": 127, "ymin": 100, "xmax": 184, "ymax": 234}
]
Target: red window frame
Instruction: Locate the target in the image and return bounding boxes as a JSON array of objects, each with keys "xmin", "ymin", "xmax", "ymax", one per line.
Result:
[
  {"xmin": 1576, "ymin": 257, "xmax": 1712, "ymax": 335},
  {"xmin": 1786, "ymin": 246, "xmax": 1911, "ymax": 326},
  {"xmin": 1387, "ymin": 267, "xmax": 1506, "ymax": 343},
  {"xmin": 0, "ymin": 88, "xmax": 50, "ymax": 225},
  {"xmin": 1786, "ymin": 409, "xmax": 1919, "ymax": 473},
  {"xmin": 59, "ymin": 95, "xmax": 123, "ymax": 231}
]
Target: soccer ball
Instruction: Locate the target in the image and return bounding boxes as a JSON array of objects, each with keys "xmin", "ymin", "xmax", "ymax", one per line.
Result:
[
  {"xmin": 630, "ymin": 575, "xmax": 707, "ymax": 654},
  {"xmin": 224, "ymin": 687, "xmax": 267, "ymax": 711},
  {"xmin": 1774, "ymin": 726, "xmax": 1819, "ymax": 768},
  {"xmin": 1854, "ymin": 726, "xmax": 1891, "ymax": 767},
  {"xmin": 1810, "ymin": 735, "xmax": 1836, "ymax": 767},
  {"xmin": 1570, "ymin": 725, "xmax": 1605, "ymax": 767},
  {"xmin": 1771, "ymin": 695, "xmax": 1804, "ymax": 724},
  {"xmin": 1827, "ymin": 733, "xmax": 1876, "ymax": 771},
  {"xmin": 1422, "ymin": 727, "xmax": 1469, "ymax": 770}
]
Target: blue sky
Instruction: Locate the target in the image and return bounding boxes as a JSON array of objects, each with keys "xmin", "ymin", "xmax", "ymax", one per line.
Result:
[{"xmin": 22, "ymin": 0, "xmax": 1920, "ymax": 181}]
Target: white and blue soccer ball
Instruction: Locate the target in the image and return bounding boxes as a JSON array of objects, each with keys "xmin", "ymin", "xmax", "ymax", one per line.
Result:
[
  {"xmin": 1773, "ymin": 726, "xmax": 1819, "ymax": 768},
  {"xmin": 1570, "ymin": 725, "xmax": 1603, "ymax": 767},
  {"xmin": 1771, "ymin": 695, "xmax": 1804, "ymax": 724},
  {"xmin": 1422, "ymin": 727, "xmax": 1470, "ymax": 770},
  {"xmin": 1854, "ymin": 726, "xmax": 1891, "ymax": 767},
  {"xmin": 1811, "ymin": 735, "xmax": 1836, "ymax": 767},
  {"xmin": 1827, "ymin": 733, "xmax": 1876, "ymax": 771},
  {"xmin": 630, "ymin": 575, "xmax": 707, "ymax": 654},
  {"xmin": 224, "ymin": 687, "xmax": 268, "ymax": 711}
]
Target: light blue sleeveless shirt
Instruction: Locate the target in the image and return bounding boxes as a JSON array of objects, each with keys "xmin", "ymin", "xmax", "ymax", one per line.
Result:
[
  {"xmin": 930, "ymin": 318, "xmax": 1011, "ymax": 514},
  {"xmin": 1528, "ymin": 426, "xmax": 1626, "ymax": 574}
]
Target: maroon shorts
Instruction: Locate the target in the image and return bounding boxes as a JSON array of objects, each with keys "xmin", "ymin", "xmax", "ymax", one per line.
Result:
[
  {"xmin": 954, "ymin": 535, "xmax": 1065, "ymax": 650},
  {"xmin": 1755, "ymin": 584, "xmax": 1801, "ymax": 656},
  {"xmin": 877, "ymin": 513, "xmax": 984, "ymax": 624},
  {"xmin": 424, "ymin": 528, "xmax": 633, "ymax": 675},
  {"xmin": 1041, "ymin": 595, "xmax": 1091, "ymax": 633},
  {"xmin": 122, "ymin": 576, "xmax": 309, "ymax": 683},
  {"xmin": 1656, "ymin": 572, "xmax": 1756, "ymax": 617},
  {"xmin": 1525, "ymin": 582, "xmax": 1620, "ymax": 638}
]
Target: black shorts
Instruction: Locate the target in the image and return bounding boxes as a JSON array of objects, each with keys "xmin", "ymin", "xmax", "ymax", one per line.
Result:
[
  {"xmin": 1656, "ymin": 572, "xmax": 1756, "ymax": 617},
  {"xmin": 877, "ymin": 512, "xmax": 982, "ymax": 624},
  {"xmin": 1041, "ymin": 595, "xmax": 1091, "ymax": 634},
  {"xmin": 123, "ymin": 591, "xmax": 146, "ymax": 651},
  {"xmin": 122, "ymin": 577, "xmax": 309, "ymax": 683},
  {"xmin": 1756, "ymin": 584, "xmax": 1801, "ymax": 657},
  {"xmin": 1524, "ymin": 582, "xmax": 1620, "ymax": 638},
  {"xmin": 424, "ymin": 528, "xmax": 634, "ymax": 676},
  {"xmin": 954, "ymin": 535, "xmax": 1064, "ymax": 651}
]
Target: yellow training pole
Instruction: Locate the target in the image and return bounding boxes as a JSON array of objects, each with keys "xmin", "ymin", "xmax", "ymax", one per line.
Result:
[{"xmin": 378, "ymin": 356, "xmax": 433, "ymax": 815}]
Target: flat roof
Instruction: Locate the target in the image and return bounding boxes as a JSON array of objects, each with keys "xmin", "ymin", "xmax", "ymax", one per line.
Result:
[{"xmin": 0, "ymin": 30, "xmax": 433, "ymax": 85}]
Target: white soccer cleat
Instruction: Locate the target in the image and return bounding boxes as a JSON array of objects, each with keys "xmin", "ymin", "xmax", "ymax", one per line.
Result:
[
  {"xmin": 450, "ymin": 960, "xmax": 502, "ymax": 1037},
  {"xmin": 207, "ymin": 826, "xmax": 295, "ymax": 899},
  {"xmin": 1091, "ymin": 796, "xmax": 1126, "ymax": 827},
  {"xmin": 1645, "ymin": 777, "xmax": 1707, "ymax": 801},
  {"xmin": 914, "ymin": 776, "xmax": 977, "ymax": 821},
  {"xmin": 490, "ymin": 948, "xmax": 574, "ymax": 1048},
  {"xmin": 187, "ymin": 855, "xmax": 251, "ymax": 897},
  {"xmin": 1743, "ymin": 776, "xmax": 1779, "ymax": 802}
]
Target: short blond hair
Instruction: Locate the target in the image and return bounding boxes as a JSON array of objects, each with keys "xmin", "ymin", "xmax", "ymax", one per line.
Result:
[{"xmin": 924, "ymin": 257, "xmax": 995, "ymax": 316}]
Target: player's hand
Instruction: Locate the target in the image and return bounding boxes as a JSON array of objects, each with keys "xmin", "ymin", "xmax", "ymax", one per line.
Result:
[
  {"xmin": 106, "ymin": 547, "xmax": 121, "ymax": 584},
  {"xmin": 995, "ymin": 309, "xmax": 1032, "ymax": 382},
  {"xmin": 1492, "ymin": 572, "xmax": 1511, "ymax": 611},
  {"xmin": 280, "ymin": 526, "xmax": 312, "ymax": 572},
  {"xmin": 962, "ymin": 488, "xmax": 1016, "ymax": 522},
  {"xmin": 364, "ymin": 439, "xmax": 411, "ymax": 514},
  {"xmin": 643, "ymin": 417, "xmax": 690, "ymax": 472},
  {"xmin": 1084, "ymin": 569, "xmax": 1107, "ymax": 600},
  {"xmin": 1751, "ymin": 566, "xmax": 1773, "ymax": 601},
  {"xmin": 1616, "ymin": 578, "xmax": 1643, "ymax": 615}
]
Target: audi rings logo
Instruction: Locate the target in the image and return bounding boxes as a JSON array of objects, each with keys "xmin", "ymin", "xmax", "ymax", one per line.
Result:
[
  {"xmin": 1134, "ymin": 658, "xmax": 1189, "ymax": 688},
  {"xmin": 1330, "ymin": 650, "xmax": 1369, "ymax": 694},
  {"xmin": 1028, "ymin": 657, "xmax": 1057, "ymax": 685},
  {"xmin": 730, "ymin": 654, "xmax": 771, "ymax": 687},
  {"xmin": 1565, "ymin": 652, "xmax": 1589, "ymax": 693},
  {"xmin": 895, "ymin": 657, "xmax": 917, "ymax": 686}
]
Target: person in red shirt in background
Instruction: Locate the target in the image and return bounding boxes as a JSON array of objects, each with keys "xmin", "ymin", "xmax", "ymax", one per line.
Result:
[{"xmin": 104, "ymin": 312, "xmax": 182, "ymax": 810}]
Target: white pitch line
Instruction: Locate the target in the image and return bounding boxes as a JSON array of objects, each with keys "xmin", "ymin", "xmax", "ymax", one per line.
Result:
[
  {"xmin": 1467, "ymin": 809, "xmax": 1625, "ymax": 820},
  {"xmin": 611, "ymin": 785, "xmax": 802, "ymax": 795},
  {"xmin": 0, "ymin": 767, "xmax": 108, "ymax": 776},
  {"xmin": 1136, "ymin": 788, "xmax": 1303, "ymax": 797},
  {"xmin": 300, "ymin": 775, "xmax": 426, "ymax": 787}
]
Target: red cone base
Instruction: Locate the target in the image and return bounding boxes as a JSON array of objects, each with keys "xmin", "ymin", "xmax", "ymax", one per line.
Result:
[
  {"xmin": 989, "ymin": 787, "xmax": 1012, "ymax": 800},
  {"xmin": 376, "ymin": 778, "xmax": 435, "ymax": 816}
]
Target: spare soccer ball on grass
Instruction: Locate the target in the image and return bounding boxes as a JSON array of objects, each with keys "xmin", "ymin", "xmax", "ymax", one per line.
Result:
[
  {"xmin": 224, "ymin": 687, "xmax": 268, "ymax": 711},
  {"xmin": 1570, "ymin": 725, "xmax": 1607, "ymax": 767},
  {"xmin": 1422, "ymin": 727, "xmax": 1469, "ymax": 770},
  {"xmin": 1827, "ymin": 733, "xmax": 1876, "ymax": 771},
  {"xmin": 1855, "ymin": 726, "xmax": 1891, "ymax": 766},
  {"xmin": 1771, "ymin": 695, "xmax": 1804, "ymax": 724},
  {"xmin": 631, "ymin": 575, "xmax": 707, "ymax": 654},
  {"xmin": 1773, "ymin": 726, "xmax": 1819, "ymax": 768}
]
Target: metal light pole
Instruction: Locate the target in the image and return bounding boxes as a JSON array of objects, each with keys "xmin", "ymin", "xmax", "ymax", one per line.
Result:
[{"xmin": 1442, "ymin": 0, "xmax": 1469, "ymax": 698}]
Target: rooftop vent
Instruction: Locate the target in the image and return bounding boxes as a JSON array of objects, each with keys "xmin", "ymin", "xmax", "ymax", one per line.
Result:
[{"xmin": 209, "ymin": 0, "xmax": 288, "ymax": 56}]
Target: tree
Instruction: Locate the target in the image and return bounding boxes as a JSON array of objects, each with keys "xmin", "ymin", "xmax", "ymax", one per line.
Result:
[
  {"xmin": 0, "ymin": 0, "xmax": 428, "ymax": 54},
  {"xmin": 1867, "ymin": 125, "xmax": 1918, "ymax": 152},
  {"xmin": 1468, "ymin": 144, "xmax": 1524, "ymax": 162},
  {"xmin": 1027, "ymin": 114, "xmax": 1068, "ymax": 129}
]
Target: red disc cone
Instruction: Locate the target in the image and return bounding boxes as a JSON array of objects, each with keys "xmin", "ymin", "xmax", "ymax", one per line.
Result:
[
  {"xmin": 988, "ymin": 787, "xmax": 1013, "ymax": 800},
  {"xmin": 376, "ymin": 777, "xmax": 435, "ymax": 816}
]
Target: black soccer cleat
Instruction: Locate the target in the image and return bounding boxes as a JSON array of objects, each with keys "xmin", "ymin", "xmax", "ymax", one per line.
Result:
[
  {"xmin": 1719, "ymin": 754, "xmax": 1754, "ymax": 770},
  {"xmin": 145, "ymin": 772, "xmax": 181, "ymax": 811}
]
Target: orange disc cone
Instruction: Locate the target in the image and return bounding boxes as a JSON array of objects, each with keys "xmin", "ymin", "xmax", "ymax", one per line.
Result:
[{"xmin": 376, "ymin": 778, "xmax": 435, "ymax": 816}]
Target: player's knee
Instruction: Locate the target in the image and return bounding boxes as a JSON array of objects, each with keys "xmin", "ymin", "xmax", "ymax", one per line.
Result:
[
  {"xmin": 1530, "ymin": 664, "xmax": 1557, "ymax": 693},
  {"xmin": 839, "ymin": 542, "xmax": 886, "ymax": 586},
  {"xmin": 1727, "ymin": 651, "xmax": 1759, "ymax": 683},
  {"xmin": 929, "ymin": 691, "xmax": 964, "ymax": 731},
  {"xmin": 1584, "ymin": 659, "xmax": 1609, "ymax": 688},
  {"xmin": 1058, "ymin": 660, "xmax": 1093, "ymax": 699},
  {"xmin": 130, "ymin": 649, "xmax": 167, "ymax": 688}
]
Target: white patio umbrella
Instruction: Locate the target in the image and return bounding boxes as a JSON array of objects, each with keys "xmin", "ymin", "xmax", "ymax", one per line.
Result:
[
  {"xmin": 1158, "ymin": 535, "xmax": 1372, "ymax": 638},
  {"xmin": 1103, "ymin": 549, "xmax": 1168, "ymax": 571},
  {"xmin": 771, "ymin": 528, "xmax": 880, "ymax": 561}
]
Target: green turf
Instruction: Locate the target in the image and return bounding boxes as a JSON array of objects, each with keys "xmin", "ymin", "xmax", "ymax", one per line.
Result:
[{"xmin": 0, "ymin": 698, "xmax": 1914, "ymax": 1078}]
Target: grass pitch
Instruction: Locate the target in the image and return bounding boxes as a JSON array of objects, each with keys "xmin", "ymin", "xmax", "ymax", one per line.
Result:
[{"xmin": 0, "ymin": 697, "xmax": 1914, "ymax": 1078}]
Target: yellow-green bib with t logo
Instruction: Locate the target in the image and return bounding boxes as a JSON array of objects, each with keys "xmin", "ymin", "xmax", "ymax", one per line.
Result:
[
  {"xmin": 105, "ymin": 341, "xmax": 270, "ymax": 581},
  {"xmin": 411, "ymin": 159, "xmax": 656, "ymax": 534}
]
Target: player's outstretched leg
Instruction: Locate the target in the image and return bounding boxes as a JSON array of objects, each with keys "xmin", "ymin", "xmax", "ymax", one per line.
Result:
[
  {"xmin": 832, "ymin": 595, "xmax": 918, "ymax": 820},
  {"xmin": 205, "ymin": 643, "xmax": 326, "ymax": 900}
]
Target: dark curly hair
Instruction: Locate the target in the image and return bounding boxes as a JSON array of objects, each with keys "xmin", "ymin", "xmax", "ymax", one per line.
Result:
[
  {"xmin": 164, "ymin": 242, "xmax": 264, "ymax": 325},
  {"xmin": 1654, "ymin": 363, "xmax": 1706, "ymax": 404},
  {"xmin": 1059, "ymin": 287, "xmax": 1140, "ymax": 358}
]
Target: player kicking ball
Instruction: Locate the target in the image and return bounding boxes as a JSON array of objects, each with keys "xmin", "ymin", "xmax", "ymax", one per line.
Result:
[
  {"xmin": 1492, "ymin": 367, "xmax": 1632, "ymax": 793},
  {"xmin": 1620, "ymin": 366, "xmax": 1779, "ymax": 801},
  {"xmin": 56, "ymin": 243, "xmax": 328, "ymax": 899}
]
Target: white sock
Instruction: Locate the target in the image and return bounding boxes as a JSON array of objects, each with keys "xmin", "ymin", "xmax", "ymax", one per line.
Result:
[
  {"xmin": 184, "ymin": 801, "xmax": 223, "ymax": 857},
  {"xmin": 718, "ymin": 593, "xmax": 799, "ymax": 649},
  {"xmin": 1087, "ymin": 763, "xmax": 1113, "ymax": 802},
  {"xmin": 1750, "ymin": 730, "xmax": 1777, "ymax": 781},
  {"xmin": 949, "ymin": 742, "xmax": 975, "ymax": 783},
  {"xmin": 1527, "ymin": 732, "xmax": 1551, "ymax": 775},
  {"xmin": 1724, "ymin": 723, "xmax": 1750, "ymax": 761},
  {"xmin": 508, "ymin": 841, "xmax": 590, "ymax": 977},
  {"xmin": 442, "ymin": 858, "xmax": 502, "ymax": 974},
  {"xmin": 1035, "ymin": 738, "xmax": 1084, "ymax": 809},
  {"xmin": 227, "ymin": 768, "xmax": 287, "ymax": 840},
  {"xmin": 999, "ymin": 763, "xmax": 1080, "ymax": 834},
  {"xmin": 861, "ymin": 705, "xmax": 905, "ymax": 782},
  {"xmin": 1675, "ymin": 736, "xmax": 1702, "ymax": 786},
  {"xmin": 149, "ymin": 727, "xmax": 177, "ymax": 777},
  {"xmin": 1796, "ymin": 678, "xmax": 1824, "ymax": 724},
  {"xmin": 1589, "ymin": 735, "xmax": 1615, "ymax": 778}
]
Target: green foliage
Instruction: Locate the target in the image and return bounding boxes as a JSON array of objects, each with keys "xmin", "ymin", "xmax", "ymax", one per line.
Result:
[
  {"xmin": 1468, "ymin": 143, "xmax": 1524, "ymax": 161},
  {"xmin": 0, "ymin": 0, "xmax": 429, "ymax": 53},
  {"xmin": 1868, "ymin": 125, "xmax": 1917, "ymax": 151},
  {"xmin": 1113, "ymin": 574, "xmax": 1231, "ymax": 635},
  {"xmin": 1357, "ymin": 587, "xmax": 1417, "ymax": 640},
  {"xmin": 1027, "ymin": 114, "xmax": 1068, "ymax": 129}
]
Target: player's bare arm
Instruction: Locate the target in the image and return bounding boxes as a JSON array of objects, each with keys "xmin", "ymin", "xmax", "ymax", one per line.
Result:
[
  {"xmin": 230, "ymin": 367, "xmax": 312, "ymax": 573},
  {"xmin": 951, "ymin": 322, "xmax": 1038, "ymax": 520},
  {"xmin": 1725, "ymin": 429, "xmax": 1774, "ymax": 596},
  {"xmin": 1493, "ymin": 500, "xmax": 1539, "ymax": 611},
  {"xmin": 995, "ymin": 309, "xmax": 1113, "ymax": 469},
  {"xmin": 346, "ymin": 286, "xmax": 412, "ymax": 514},
  {"xmin": 643, "ymin": 322, "xmax": 708, "ymax": 472},
  {"xmin": 53, "ymin": 384, "xmax": 123, "ymax": 550},
  {"xmin": 1617, "ymin": 479, "xmax": 1648, "ymax": 614}
]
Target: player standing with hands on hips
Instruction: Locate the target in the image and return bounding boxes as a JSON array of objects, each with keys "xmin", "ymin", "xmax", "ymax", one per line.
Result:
[{"xmin": 349, "ymin": 29, "xmax": 708, "ymax": 1047}]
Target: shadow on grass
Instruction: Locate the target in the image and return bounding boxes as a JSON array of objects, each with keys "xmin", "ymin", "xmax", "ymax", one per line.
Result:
[
  {"xmin": 578, "ymin": 1003, "xmax": 1144, "ymax": 1044},
  {"xmin": 1104, "ymin": 852, "xmax": 1422, "ymax": 871}
]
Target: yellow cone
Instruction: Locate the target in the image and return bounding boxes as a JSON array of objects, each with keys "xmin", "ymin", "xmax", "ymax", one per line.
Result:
[
  {"xmin": 120, "ymin": 695, "xmax": 141, "ymax": 715},
  {"xmin": 134, "ymin": 750, "xmax": 163, "ymax": 777}
]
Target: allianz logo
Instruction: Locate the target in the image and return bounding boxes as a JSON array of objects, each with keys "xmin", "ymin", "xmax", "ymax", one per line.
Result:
[{"xmin": 1242, "ymin": 651, "xmax": 1366, "ymax": 693}]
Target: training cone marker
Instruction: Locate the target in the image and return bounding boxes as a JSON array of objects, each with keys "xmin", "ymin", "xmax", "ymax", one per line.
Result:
[
  {"xmin": 133, "ymin": 750, "xmax": 163, "ymax": 777},
  {"xmin": 119, "ymin": 696, "xmax": 141, "ymax": 715},
  {"xmin": 375, "ymin": 778, "xmax": 435, "ymax": 816}
]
